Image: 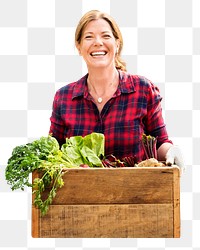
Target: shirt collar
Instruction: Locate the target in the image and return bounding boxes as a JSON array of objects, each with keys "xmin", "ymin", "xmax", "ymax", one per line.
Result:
[
  {"xmin": 72, "ymin": 70, "xmax": 135, "ymax": 100},
  {"xmin": 72, "ymin": 74, "xmax": 88, "ymax": 99},
  {"xmin": 118, "ymin": 70, "xmax": 135, "ymax": 94}
]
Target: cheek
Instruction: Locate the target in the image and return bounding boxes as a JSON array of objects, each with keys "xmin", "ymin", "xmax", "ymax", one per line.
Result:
[
  {"xmin": 108, "ymin": 42, "xmax": 118, "ymax": 52},
  {"xmin": 79, "ymin": 43, "xmax": 92, "ymax": 55}
]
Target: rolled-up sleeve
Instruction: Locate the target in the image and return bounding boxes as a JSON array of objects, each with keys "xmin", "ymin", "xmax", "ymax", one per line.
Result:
[{"xmin": 145, "ymin": 81, "xmax": 173, "ymax": 149}]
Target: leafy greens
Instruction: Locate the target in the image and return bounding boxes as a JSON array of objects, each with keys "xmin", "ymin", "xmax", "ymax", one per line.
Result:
[
  {"xmin": 5, "ymin": 132, "xmax": 105, "ymax": 215},
  {"xmin": 62, "ymin": 132, "xmax": 104, "ymax": 167}
]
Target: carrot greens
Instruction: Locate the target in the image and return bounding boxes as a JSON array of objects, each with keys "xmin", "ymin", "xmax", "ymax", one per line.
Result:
[{"xmin": 5, "ymin": 133, "xmax": 105, "ymax": 215}]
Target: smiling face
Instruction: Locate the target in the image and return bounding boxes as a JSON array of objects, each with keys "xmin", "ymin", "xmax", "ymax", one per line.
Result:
[{"xmin": 76, "ymin": 19, "xmax": 119, "ymax": 71}]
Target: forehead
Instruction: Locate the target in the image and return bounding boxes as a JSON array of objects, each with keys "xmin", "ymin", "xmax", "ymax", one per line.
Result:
[{"xmin": 83, "ymin": 19, "xmax": 113, "ymax": 34}]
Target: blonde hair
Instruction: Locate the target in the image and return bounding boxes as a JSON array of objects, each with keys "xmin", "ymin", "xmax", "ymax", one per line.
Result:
[{"xmin": 75, "ymin": 10, "xmax": 126, "ymax": 72}]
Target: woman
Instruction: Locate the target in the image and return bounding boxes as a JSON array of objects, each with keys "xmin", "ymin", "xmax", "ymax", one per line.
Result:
[{"xmin": 49, "ymin": 10, "xmax": 184, "ymax": 170}]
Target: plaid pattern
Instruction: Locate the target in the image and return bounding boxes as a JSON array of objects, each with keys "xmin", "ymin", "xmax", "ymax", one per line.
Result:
[{"xmin": 49, "ymin": 70, "xmax": 172, "ymax": 161}]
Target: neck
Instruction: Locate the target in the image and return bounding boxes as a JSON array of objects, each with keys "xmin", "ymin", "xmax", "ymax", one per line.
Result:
[
  {"xmin": 87, "ymin": 67, "xmax": 118, "ymax": 89},
  {"xmin": 87, "ymin": 68, "xmax": 119, "ymax": 105}
]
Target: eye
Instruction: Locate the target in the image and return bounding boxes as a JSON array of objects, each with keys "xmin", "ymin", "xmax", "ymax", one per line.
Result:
[
  {"xmin": 84, "ymin": 35, "xmax": 93, "ymax": 39},
  {"xmin": 103, "ymin": 34, "xmax": 111, "ymax": 39}
]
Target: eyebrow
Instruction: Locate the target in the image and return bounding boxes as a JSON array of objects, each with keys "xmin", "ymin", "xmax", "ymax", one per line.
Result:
[{"xmin": 84, "ymin": 31, "xmax": 112, "ymax": 35}]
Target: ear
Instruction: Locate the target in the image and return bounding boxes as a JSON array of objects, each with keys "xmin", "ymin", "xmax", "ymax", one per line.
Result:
[
  {"xmin": 116, "ymin": 39, "xmax": 120, "ymax": 53},
  {"xmin": 76, "ymin": 42, "xmax": 82, "ymax": 55}
]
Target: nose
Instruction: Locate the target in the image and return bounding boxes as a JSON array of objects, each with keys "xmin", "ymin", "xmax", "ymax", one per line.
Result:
[{"xmin": 94, "ymin": 36, "xmax": 103, "ymax": 46}]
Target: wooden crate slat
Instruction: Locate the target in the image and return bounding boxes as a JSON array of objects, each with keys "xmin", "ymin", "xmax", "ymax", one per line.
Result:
[
  {"xmin": 39, "ymin": 167, "xmax": 174, "ymax": 205},
  {"xmin": 172, "ymin": 167, "xmax": 181, "ymax": 237},
  {"xmin": 32, "ymin": 167, "xmax": 180, "ymax": 238},
  {"xmin": 32, "ymin": 204, "xmax": 174, "ymax": 238}
]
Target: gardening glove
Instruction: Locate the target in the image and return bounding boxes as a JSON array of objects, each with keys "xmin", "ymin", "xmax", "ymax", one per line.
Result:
[{"xmin": 166, "ymin": 145, "xmax": 185, "ymax": 175}]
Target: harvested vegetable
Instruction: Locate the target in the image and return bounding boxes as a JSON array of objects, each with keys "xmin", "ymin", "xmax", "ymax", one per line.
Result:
[
  {"xmin": 5, "ymin": 132, "xmax": 105, "ymax": 215},
  {"xmin": 62, "ymin": 132, "xmax": 104, "ymax": 168},
  {"xmin": 122, "ymin": 155, "xmax": 137, "ymax": 167},
  {"xmin": 141, "ymin": 134, "xmax": 157, "ymax": 159},
  {"xmin": 136, "ymin": 158, "xmax": 165, "ymax": 167},
  {"xmin": 5, "ymin": 135, "xmax": 60, "ymax": 191},
  {"xmin": 102, "ymin": 155, "xmax": 125, "ymax": 168}
]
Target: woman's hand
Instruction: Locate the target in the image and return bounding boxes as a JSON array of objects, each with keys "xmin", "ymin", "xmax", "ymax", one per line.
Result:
[{"xmin": 166, "ymin": 145, "xmax": 185, "ymax": 174}]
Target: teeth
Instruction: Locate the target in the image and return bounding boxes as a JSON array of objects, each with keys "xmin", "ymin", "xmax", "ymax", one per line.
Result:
[{"xmin": 91, "ymin": 51, "xmax": 106, "ymax": 56}]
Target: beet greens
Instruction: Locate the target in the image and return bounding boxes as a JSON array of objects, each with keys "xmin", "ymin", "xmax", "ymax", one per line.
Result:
[{"xmin": 141, "ymin": 134, "xmax": 157, "ymax": 159}]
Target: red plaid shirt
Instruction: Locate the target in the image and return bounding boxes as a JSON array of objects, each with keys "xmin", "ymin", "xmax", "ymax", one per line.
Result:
[{"xmin": 49, "ymin": 70, "xmax": 172, "ymax": 161}]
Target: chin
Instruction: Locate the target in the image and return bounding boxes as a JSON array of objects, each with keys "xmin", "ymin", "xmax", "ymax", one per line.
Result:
[{"xmin": 90, "ymin": 61, "xmax": 113, "ymax": 69}]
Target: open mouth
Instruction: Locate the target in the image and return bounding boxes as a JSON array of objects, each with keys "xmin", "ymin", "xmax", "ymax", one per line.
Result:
[{"xmin": 90, "ymin": 51, "xmax": 107, "ymax": 57}]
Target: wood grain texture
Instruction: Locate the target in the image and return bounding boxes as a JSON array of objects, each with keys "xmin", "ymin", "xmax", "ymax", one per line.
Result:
[
  {"xmin": 173, "ymin": 167, "xmax": 181, "ymax": 237},
  {"xmin": 32, "ymin": 204, "xmax": 174, "ymax": 238},
  {"xmin": 41, "ymin": 167, "xmax": 174, "ymax": 204},
  {"xmin": 32, "ymin": 167, "xmax": 180, "ymax": 238}
]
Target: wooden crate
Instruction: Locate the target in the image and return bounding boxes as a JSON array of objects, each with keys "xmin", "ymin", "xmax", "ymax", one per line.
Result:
[{"xmin": 32, "ymin": 167, "xmax": 180, "ymax": 238}]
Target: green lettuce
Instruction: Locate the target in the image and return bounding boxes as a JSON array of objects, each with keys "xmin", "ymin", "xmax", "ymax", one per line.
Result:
[{"xmin": 61, "ymin": 132, "xmax": 105, "ymax": 167}]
